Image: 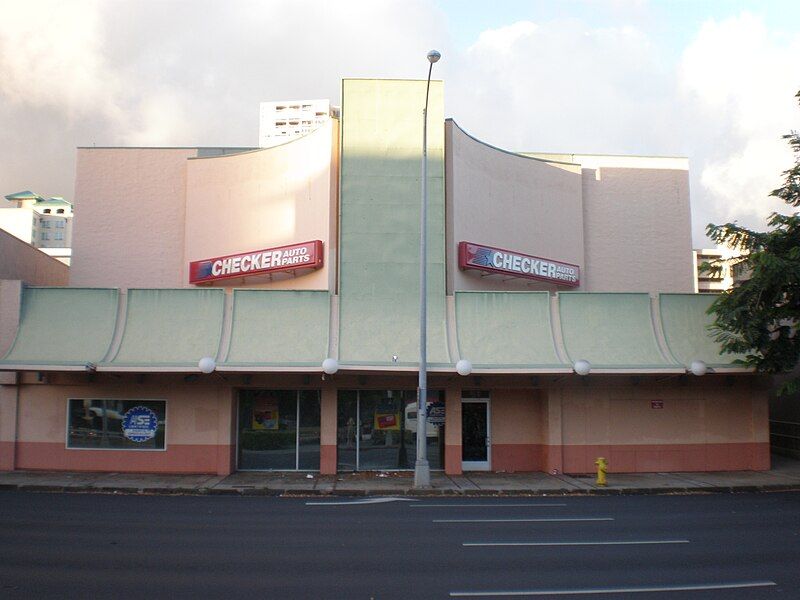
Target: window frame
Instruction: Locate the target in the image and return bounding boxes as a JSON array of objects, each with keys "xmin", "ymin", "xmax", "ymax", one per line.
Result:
[{"xmin": 65, "ymin": 398, "xmax": 168, "ymax": 452}]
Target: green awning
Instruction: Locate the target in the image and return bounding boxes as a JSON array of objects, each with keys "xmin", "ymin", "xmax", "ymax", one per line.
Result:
[
  {"xmin": 102, "ymin": 288, "xmax": 224, "ymax": 369},
  {"xmin": 659, "ymin": 293, "xmax": 745, "ymax": 368},
  {"xmin": 0, "ymin": 287, "xmax": 118, "ymax": 368},
  {"xmin": 558, "ymin": 292, "xmax": 676, "ymax": 369},
  {"xmin": 455, "ymin": 291, "xmax": 566, "ymax": 369},
  {"xmin": 222, "ymin": 290, "xmax": 330, "ymax": 368}
]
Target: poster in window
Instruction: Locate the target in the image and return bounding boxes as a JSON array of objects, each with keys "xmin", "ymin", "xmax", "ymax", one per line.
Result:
[{"xmin": 252, "ymin": 399, "xmax": 279, "ymax": 430}]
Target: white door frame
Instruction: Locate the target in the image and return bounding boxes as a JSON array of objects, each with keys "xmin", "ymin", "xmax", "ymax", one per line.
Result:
[{"xmin": 461, "ymin": 398, "xmax": 491, "ymax": 471}]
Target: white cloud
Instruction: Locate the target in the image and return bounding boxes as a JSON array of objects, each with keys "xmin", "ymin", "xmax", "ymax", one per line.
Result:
[
  {"xmin": 0, "ymin": 0, "xmax": 124, "ymax": 123},
  {"xmin": 0, "ymin": 2, "xmax": 797, "ymax": 249},
  {"xmin": 678, "ymin": 12, "xmax": 800, "ymax": 237},
  {"xmin": 447, "ymin": 18, "xmax": 671, "ymax": 155},
  {"xmin": 0, "ymin": 0, "xmax": 448, "ymax": 198}
]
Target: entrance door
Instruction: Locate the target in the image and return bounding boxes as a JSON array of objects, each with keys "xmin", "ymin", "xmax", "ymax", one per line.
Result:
[{"xmin": 462, "ymin": 399, "xmax": 490, "ymax": 471}]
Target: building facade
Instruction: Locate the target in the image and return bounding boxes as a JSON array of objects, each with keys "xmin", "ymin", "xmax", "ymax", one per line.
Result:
[
  {"xmin": 1, "ymin": 191, "xmax": 74, "ymax": 265},
  {"xmin": 0, "ymin": 79, "xmax": 769, "ymax": 476},
  {"xmin": 258, "ymin": 99, "xmax": 333, "ymax": 148}
]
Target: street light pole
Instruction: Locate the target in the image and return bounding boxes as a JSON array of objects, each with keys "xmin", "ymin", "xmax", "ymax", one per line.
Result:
[{"xmin": 414, "ymin": 49, "xmax": 441, "ymax": 489}]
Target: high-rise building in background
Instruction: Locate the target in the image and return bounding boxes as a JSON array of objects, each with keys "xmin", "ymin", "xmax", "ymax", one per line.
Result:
[
  {"xmin": 0, "ymin": 191, "xmax": 73, "ymax": 265},
  {"xmin": 693, "ymin": 248, "xmax": 748, "ymax": 293},
  {"xmin": 258, "ymin": 99, "xmax": 335, "ymax": 148}
]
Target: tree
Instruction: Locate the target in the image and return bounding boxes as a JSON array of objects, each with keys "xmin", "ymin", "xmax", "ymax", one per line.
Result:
[{"xmin": 705, "ymin": 89, "xmax": 800, "ymax": 395}]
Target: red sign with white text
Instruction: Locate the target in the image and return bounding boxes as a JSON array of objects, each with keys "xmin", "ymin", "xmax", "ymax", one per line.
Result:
[
  {"xmin": 189, "ymin": 240, "xmax": 323, "ymax": 284},
  {"xmin": 458, "ymin": 241, "xmax": 580, "ymax": 287}
]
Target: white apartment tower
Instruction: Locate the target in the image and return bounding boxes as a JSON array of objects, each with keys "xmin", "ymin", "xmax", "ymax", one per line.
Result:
[
  {"xmin": 258, "ymin": 99, "xmax": 332, "ymax": 148},
  {"xmin": 1, "ymin": 191, "xmax": 73, "ymax": 265}
]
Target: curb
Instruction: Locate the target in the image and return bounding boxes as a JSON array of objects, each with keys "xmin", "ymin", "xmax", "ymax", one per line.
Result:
[{"xmin": 0, "ymin": 482, "xmax": 799, "ymax": 497}]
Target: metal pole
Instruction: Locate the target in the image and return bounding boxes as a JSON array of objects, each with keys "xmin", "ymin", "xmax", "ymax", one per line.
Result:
[{"xmin": 414, "ymin": 61, "xmax": 435, "ymax": 488}]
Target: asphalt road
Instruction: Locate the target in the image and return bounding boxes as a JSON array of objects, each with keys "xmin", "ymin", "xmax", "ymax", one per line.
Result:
[{"xmin": 0, "ymin": 491, "xmax": 798, "ymax": 599}]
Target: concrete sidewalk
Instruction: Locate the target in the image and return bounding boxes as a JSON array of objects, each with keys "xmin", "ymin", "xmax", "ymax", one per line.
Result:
[{"xmin": 2, "ymin": 455, "xmax": 799, "ymax": 497}]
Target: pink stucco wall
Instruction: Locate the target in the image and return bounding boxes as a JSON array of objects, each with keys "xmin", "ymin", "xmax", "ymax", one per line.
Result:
[
  {"xmin": 581, "ymin": 167, "xmax": 694, "ymax": 292},
  {"xmin": 0, "ymin": 230, "xmax": 69, "ymax": 286},
  {"xmin": 71, "ymin": 148, "xmax": 197, "ymax": 288},
  {"xmin": 550, "ymin": 377, "xmax": 769, "ymax": 473},
  {"xmin": 70, "ymin": 124, "xmax": 338, "ymax": 291},
  {"xmin": 184, "ymin": 121, "xmax": 337, "ymax": 290},
  {"xmin": 446, "ymin": 121, "xmax": 585, "ymax": 293},
  {"xmin": 446, "ymin": 120, "xmax": 694, "ymax": 293},
  {"xmin": 10, "ymin": 377, "xmax": 234, "ymax": 475},
  {"xmin": 0, "ymin": 374, "xmax": 769, "ymax": 475},
  {"xmin": 0, "ymin": 280, "xmax": 22, "ymax": 358}
]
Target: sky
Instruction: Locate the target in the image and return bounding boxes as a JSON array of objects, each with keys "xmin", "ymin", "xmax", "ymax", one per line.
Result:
[{"xmin": 1, "ymin": 0, "xmax": 798, "ymax": 246}]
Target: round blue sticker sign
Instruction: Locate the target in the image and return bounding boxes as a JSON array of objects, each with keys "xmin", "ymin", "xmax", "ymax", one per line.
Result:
[{"xmin": 122, "ymin": 406, "xmax": 159, "ymax": 443}]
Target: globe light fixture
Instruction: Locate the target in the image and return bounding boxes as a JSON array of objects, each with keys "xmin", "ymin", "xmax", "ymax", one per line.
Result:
[
  {"xmin": 573, "ymin": 359, "xmax": 591, "ymax": 376},
  {"xmin": 322, "ymin": 358, "xmax": 339, "ymax": 375},
  {"xmin": 690, "ymin": 360, "xmax": 708, "ymax": 376},
  {"xmin": 456, "ymin": 359, "xmax": 473, "ymax": 376},
  {"xmin": 198, "ymin": 356, "xmax": 216, "ymax": 374}
]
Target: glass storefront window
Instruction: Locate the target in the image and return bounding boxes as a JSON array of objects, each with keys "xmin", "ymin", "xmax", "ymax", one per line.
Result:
[
  {"xmin": 238, "ymin": 390, "xmax": 320, "ymax": 470},
  {"xmin": 67, "ymin": 399, "xmax": 166, "ymax": 450},
  {"xmin": 336, "ymin": 390, "xmax": 444, "ymax": 471}
]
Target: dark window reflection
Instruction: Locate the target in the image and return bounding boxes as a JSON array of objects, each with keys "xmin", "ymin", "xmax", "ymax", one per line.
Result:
[
  {"xmin": 336, "ymin": 391, "xmax": 358, "ymax": 471},
  {"xmin": 67, "ymin": 399, "xmax": 166, "ymax": 450},
  {"xmin": 336, "ymin": 390, "xmax": 443, "ymax": 471},
  {"xmin": 298, "ymin": 390, "xmax": 321, "ymax": 470},
  {"xmin": 238, "ymin": 390, "xmax": 320, "ymax": 470}
]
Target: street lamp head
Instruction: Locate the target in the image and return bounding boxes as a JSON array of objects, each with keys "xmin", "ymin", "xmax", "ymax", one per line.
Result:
[{"xmin": 427, "ymin": 50, "xmax": 441, "ymax": 64}]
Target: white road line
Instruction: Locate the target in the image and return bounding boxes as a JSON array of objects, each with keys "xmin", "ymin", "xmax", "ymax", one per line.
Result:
[
  {"xmin": 411, "ymin": 503, "xmax": 568, "ymax": 508},
  {"xmin": 434, "ymin": 517, "xmax": 614, "ymax": 523},
  {"xmin": 305, "ymin": 497, "xmax": 419, "ymax": 506},
  {"xmin": 449, "ymin": 581, "xmax": 777, "ymax": 597},
  {"xmin": 463, "ymin": 540, "xmax": 689, "ymax": 547}
]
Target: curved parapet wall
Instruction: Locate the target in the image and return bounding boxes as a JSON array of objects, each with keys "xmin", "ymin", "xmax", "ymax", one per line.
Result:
[
  {"xmin": 455, "ymin": 291, "xmax": 566, "ymax": 369},
  {"xmin": 0, "ymin": 287, "xmax": 118, "ymax": 369},
  {"xmin": 0, "ymin": 286, "xmax": 753, "ymax": 375},
  {"xmin": 102, "ymin": 288, "xmax": 224, "ymax": 369},
  {"xmin": 659, "ymin": 293, "xmax": 746, "ymax": 368},
  {"xmin": 222, "ymin": 289, "xmax": 329, "ymax": 368},
  {"xmin": 446, "ymin": 120, "xmax": 585, "ymax": 293},
  {"xmin": 558, "ymin": 292, "xmax": 675, "ymax": 370},
  {"xmin": 185, "ymin": 120, "xmax": 337, "ymax": 290}
]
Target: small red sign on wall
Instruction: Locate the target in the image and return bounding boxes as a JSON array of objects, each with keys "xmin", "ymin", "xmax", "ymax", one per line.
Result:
[{"xmin": 651, "ymin": 400, "xmax": 664, "ymax": 410}]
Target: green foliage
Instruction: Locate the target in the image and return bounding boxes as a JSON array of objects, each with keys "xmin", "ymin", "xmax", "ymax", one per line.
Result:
[{"xmin": 705, "ymin": 90, "xmax": 800, "ymax": 396}]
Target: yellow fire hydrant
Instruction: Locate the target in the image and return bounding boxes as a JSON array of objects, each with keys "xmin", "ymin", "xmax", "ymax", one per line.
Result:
[{"xmin": 595, "ymin": 457, "xmax": 608, "ymax": 487}]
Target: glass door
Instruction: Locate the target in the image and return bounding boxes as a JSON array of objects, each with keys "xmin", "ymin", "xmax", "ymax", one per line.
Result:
[
  {"xmin": 462, "ymin": 399, "xmax": 490, "ymax": 471},
  {"xmin": 336, "ymin": 390, "xmax": 444, "ymax": 471},
  {"xmin": 237, "ymin": 390, "xmax": 321, "ymax": 471}
]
